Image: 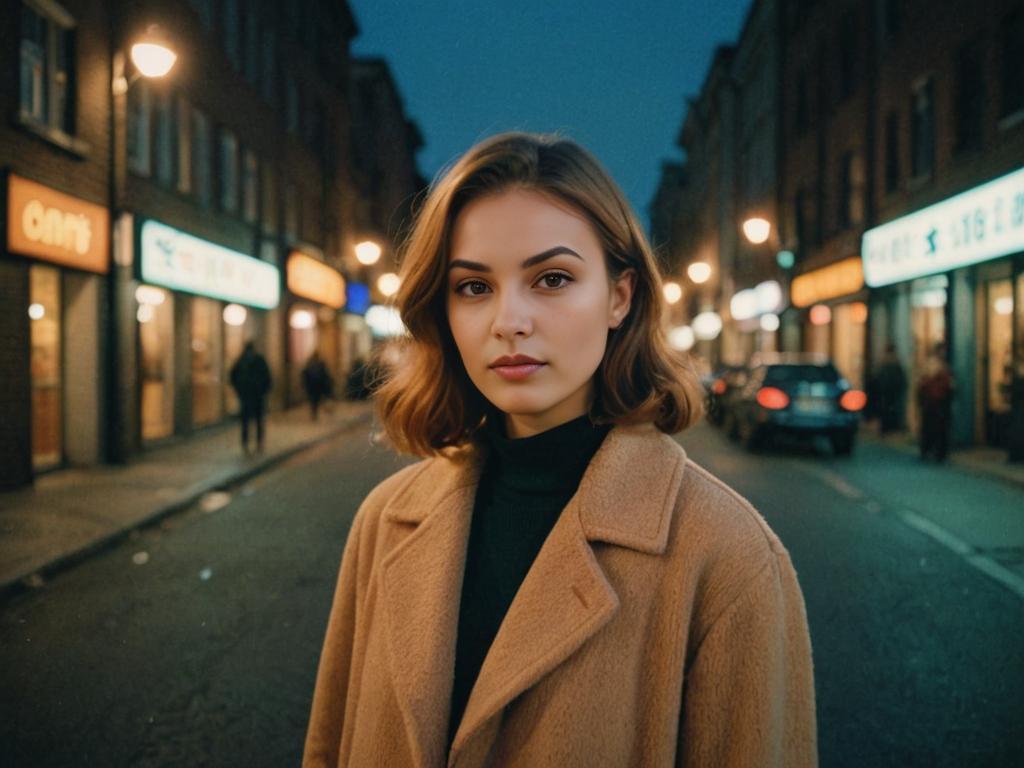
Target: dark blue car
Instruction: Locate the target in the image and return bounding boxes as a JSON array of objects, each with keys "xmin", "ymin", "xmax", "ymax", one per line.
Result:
[{"xmin": 724, "ymin": 355, "xmax": 867, "ymax": 455}]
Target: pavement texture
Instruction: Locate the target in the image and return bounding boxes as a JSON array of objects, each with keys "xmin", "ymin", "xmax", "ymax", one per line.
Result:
[{"xmin": 0, "ymin": 399, "xmax": 376, "ymax": 598}]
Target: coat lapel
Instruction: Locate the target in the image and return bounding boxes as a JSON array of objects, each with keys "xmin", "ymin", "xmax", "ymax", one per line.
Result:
[{"xmin": 449, "ymin": 423, "xmax": 688, "ymax": 763}]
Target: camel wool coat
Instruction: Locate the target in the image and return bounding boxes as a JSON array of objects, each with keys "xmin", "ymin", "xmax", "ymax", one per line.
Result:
[{"xmin": 303, "ymin": 422, "xmax": 818, "ymax": 768}]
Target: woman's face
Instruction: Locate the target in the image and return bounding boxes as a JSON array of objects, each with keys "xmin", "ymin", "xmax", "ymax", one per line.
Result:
[{"xmin": 446, "ymin": 187, "xmax": 634, "ymax": 439}]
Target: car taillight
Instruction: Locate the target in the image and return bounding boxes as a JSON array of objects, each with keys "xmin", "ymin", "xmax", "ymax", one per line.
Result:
[
  {"xmin": 756, "ymin": 386, "xmax": 790, "ymax": 410},
  {"xmin": 840, "ymin": 389, "xmax": 867, "ymax": 411},
  {"xmin": 712, "ymin": 379, "xmax": 727, "ymax": 395}
]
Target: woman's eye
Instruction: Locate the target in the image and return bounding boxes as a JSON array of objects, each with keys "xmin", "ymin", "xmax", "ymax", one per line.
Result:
[
  {"xmin": 455, "ymin": 280, "xmax": 489, "ymax": 296},
  {"xmin": 538, "ymin": 272, "xmax": 573, "ymax": 289}
]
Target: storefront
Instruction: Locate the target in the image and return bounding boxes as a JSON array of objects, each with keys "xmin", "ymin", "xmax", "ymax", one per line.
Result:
[
  {"xmin": 285, "ymin": 250, "xmax": 346, "ymax": 405},
  {"xmin": 135, "ymin": 218, "xmax": 280, "ymax": 441},
  {"xmin": 862, "ymin": 165, "xmax": 1024, "ymax": 452},
  {"xmin": 790, "ymin": 257, "xmax": 868, "ymax": 388},
  {"xmin": 4, "ymin": 173, "xmax": 110, "ymax": 482}
]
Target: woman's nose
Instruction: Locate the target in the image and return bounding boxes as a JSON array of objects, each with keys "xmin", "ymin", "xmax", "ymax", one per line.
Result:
[{"xmin": 491, "ymin": 292, "xmax": 533, "ymax": 338}]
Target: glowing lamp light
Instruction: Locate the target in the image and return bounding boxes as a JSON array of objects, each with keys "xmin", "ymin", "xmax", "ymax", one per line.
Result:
[
  {"xmin": 687, "ymin": 262, "xmax": 712, "ymax": 284},
  {"xmin": 137, "ymin": 304, "xmax": 155, "ymax": 323},
  {"xmin": 130, "ymin": 27, "xmax": 177, "ymax": 78},
  {"xmin": 840, "ymin": 390, "xmax": 868, "ymax": 412},
  {"xmin": 355, "ymin": 241, "xmax": 382, "ymax": 266},
  {"xmin": 809, "ymin": 304, "xmax": 832, "ymax": 326},
  {"xmin": 28, "ymin": 303, "xmax": 45, "ymax": 320},
  {"xmin": 366, "ymin": 305, "xmax": 407, "ymax": 337},
  {"xmin": 776, "ymin": 250, "xmax": 796, "ymax": 270},
  {"xmin": 377, "ymin": 272, "xmax": 401, "ymax": 297},
  {"xmin": 760, "ymin": 313, "xmax": 780, "ymax": 332},
  {"xmin": 850, "ymin": 301, "xmax": 869, "ymax": 324},
  {"xmin": 289, "ymin": 309, "xmax": 316, "ymax": 329},
  {"xmin": 692, "ymin": 311, "xmax": 723, "ymax": 341},
  {"xmin": 668, "ymin": 325, "xmax": 695, "ymax": 351},
  {"xmin": 755, "ymin": 280, "xmax": 783, "ymax": 314},
  {"xmin": 742, "ymin": 217, "xmax": 771, "ymax": 245},
  {"xmin": 994, "ymin": 296, "xmax": 1013, "ymax": 316},
  {"xmin": 135, "ymin": 285, "xmax": 167, "ymax": 306},
  {"xmin": 223, "ymin": 303, "xmax": 248, "ymax": 327},
  {"xmin": 663, "ymin": 281, "xmax": 683, "ymax": 305}
]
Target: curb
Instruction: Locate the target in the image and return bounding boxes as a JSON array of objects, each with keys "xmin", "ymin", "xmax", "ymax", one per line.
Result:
[{"xmin": 0, "ymin": 409, "xmax": 374, "ymax": 603}]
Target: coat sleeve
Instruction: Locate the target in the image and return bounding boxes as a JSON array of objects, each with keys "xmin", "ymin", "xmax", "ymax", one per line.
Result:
[
  {"xmin": 303, "ymin": 509, "xmax": 366, "ymax": 767},
  {"xmin": 677, "ymin": 551, "xmax": 818, "ymax": 767}
]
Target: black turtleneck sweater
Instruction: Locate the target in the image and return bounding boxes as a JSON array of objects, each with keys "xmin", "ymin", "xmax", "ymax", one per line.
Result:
[{"xmin": 446, "ymin": 411, "xmax": 613, "ymax": 749}]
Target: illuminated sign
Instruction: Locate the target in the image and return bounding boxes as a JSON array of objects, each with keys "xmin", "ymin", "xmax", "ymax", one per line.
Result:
[
  {"xmin": 862, "ymin": 165, "xmax": 1024, "ymax": 287},
  {"xmin": 346, "ymin": 283, "xmax": 370, "ymax": 315},
  {"xmin": 138, "ymin": 219, "xmax": 280, "ymax": 309},
  {"xmin": 7, "ymin": 174, "xmax": 110, "ymax": 273},
  {"xmin": 287, "ymin": 251, "xmax": 346, "ymax": 309},
  {"xmin": 791, "ymin": 257, "xmax": 864, "ymax": 307}
]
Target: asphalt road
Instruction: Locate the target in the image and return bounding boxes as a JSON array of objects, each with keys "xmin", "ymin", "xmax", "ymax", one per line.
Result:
[{"xmin": 1, "ymin": 419, "xmax": 1021, "ymax": 767}]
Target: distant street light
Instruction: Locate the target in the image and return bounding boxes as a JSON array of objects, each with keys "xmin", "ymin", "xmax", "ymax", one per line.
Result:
[
  {"xmin": 355, "ymin": 240, "xmax": 382, "ymax": 265},
  {"xmin": 742, "ymin": 217, "xmax": 771, "ymax": 245},
  {"xmin": 663, "ymin": 281, "xmax": 683, "ymax": 304},
  {"xmin": 687, "ymin": 261, "xmax": 712, "ymax": 284},
  {"xmin": 377, "ymin": 272, "xmax": 401, "ymax": 297},
  {"xmin": 692, "ymin": 310, "xmax": 723, "ymax": 341}
]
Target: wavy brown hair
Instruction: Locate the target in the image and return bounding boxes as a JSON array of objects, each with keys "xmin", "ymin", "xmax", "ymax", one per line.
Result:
[{"xmin": 370, "ymin": 131, "xmax": 703, "ymax": 458}]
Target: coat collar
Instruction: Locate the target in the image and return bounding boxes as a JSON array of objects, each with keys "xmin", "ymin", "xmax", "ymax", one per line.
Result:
[{"xmin": 379, "ymin": 422, "xmax": 688, "ymax": 767}]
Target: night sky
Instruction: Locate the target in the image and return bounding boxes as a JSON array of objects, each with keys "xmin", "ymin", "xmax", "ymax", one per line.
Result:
[{"xmin": 348, "ymin": 0, "xmax": 751, "ymax": 234}]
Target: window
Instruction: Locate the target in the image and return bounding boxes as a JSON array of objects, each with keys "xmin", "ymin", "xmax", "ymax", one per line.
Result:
[
  {"xmin": 884, "ymin": 111, "xmax": 900, "ymax": 193},
  {"xmin": 261, "ymin": 163, "xmax": 277, "ymax": 234},
  {"xmin": 30, "ymin": 264, "xmax": 62, "ymax": 470},
  {"xmin": 954, "ymin": 39, "xmax": 985, "ymax": 153},
  {"xmin": 910, "ymin": 78, "xmax": 935, "ymax": 178},
  {"xmin": 192, "ymin": 108, "xmax": 212, "ymax": 207},
  {"xmin": 127, "ymin": 81, "xmax": 152, "ymax": 176},
  {"xmin": 19, "ymin": 1, "xmax": 75, "ymax": 135},
  {"xmin": 838, "ymin": 151, "xmax": 863, "ymax": 228},
  {"xmin": 154, "ymin": 89, "xmax": 175, "ymax": 188},
  {"xmin": 838, "ymin": 15, "xmax": 859, "ymax": 100},
  {"xmin": 261, "ymin": 25, "xmax": 276, "ymax": 104},
  {"xmin": 219, "ymin": 129, "xmax": 239, "ymax": 214},
  {"xmin": 244, "ymin": 13, "xmax": 260, "ymax": 85},
  {"xmin": 242, "ymin": 149, "xmax": 258, "ymax": 224},
  {"xmin": 1000, "ymin": 11, "xmax": 1024, "ymax": 118},
  {"xmin": 176, "ymin": 95, "xmax": 192, "ymax": 194},
  {"xmin": 880, "ymin": 0, "xmax": 902, "ymax": 41},
  {"xmin": 224, "ymin": 0, "xmax": 241, "ymax": 69}
]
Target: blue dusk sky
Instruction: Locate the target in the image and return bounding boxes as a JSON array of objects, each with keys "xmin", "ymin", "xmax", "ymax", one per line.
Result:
[{"xmin": 348, "ymin": 0, "xmax": 751, "ymax": 234}]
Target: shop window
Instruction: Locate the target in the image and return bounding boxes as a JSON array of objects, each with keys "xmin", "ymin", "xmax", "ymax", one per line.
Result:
[
  {"xmin": 985, "ymin": 280, "xmax": 1013, "ymax": 446},
  {"xmin": 30, "ymin": 265, "xmax": 62, "ymax": 470},
  {"xmin": 176, "ymin": 95, "xmax": 192, "ymax": 194},
  {"xmin": 910, "ymin": 275, "xmax": 948, "ymax": 435},
  {"xmin": 224, "ymin": 305, "xmax": 251, "ymax": 415},
  {"xmin": 242, "ymin": 149, "xmax": 258, "ymax": 224},
  {"xmin": 910, "ymin": 78, "xmax": 935, "ymax": 179},
  {"xmin": 954, "ymin": 39, "xmax": 985, "ymax": 154},
  {"xmin": 127, "ymin": 81, "xmax": 152, "ymax": 176},
  {"xmin": 19, "ymin": 1, "xmax": 75, "ymax": 136},
  {"xmin": 1000, "ymin": 11, "xmax": 1024, "ymax": 119},
  {"xmin": 154, "ymin": 88, "xmax": 175, "ymax": 188},
  {"xmin": 139, "ymin": 285, "xmax": 174, "ymax": 441},
  {"xmin": 884, "ymin": 111, "xmax": 900, "ymax": 193},
  {"xmin": 192, "ymin": 108, "xmax": 211, "ymax": 207},
  {"xmin": 219, "ymin": 128, "xmax": 239, "ymax": 214},
  {"xmin": 191, "ymin": 297, "xmax": 224, "ymax": 427}
]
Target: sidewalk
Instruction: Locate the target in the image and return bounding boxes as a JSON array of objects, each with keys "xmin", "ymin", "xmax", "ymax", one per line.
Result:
[
  {"xmin": 863, "ymin": 427, "xmax": 1024, "ymax": 490},
  {"xmin": 0, "ymin": 400, "xmax": 375, "ymax": 599}
]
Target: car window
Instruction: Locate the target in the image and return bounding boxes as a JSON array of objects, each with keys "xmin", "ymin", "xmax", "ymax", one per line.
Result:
[{"xmin": 764, "ymin": 364, "xmax": 840, "ymax": 385}]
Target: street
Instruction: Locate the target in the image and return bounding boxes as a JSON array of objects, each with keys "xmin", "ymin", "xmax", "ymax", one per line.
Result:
[{"xmin": 2, "ymin": 419, "xmax": 1022, "ymax": 767}]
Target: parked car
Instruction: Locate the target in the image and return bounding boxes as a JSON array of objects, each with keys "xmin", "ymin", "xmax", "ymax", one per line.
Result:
[
  {"xmin": 723, "ymin": 354, "xmax": 867, "ymax": 455},
  {"xmin": 704, "ymin": 364, "xmax": 748, "ymax": 426}
]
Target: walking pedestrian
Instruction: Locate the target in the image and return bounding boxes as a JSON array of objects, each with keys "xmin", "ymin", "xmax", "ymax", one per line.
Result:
[
  {"xmin": 303, "ymin": 132, "xmax": 817, "ymax": 767},
  {"xmin": 917, "ymin": 342, "xmax": 955, "ymax": 461},
  {"xmin": 875, "ymin": 343, "xmax": 907, "ymax": 434},
  {"xmin": 301, "ymin": 351, "xmax": 333, "ymax": 420},
  {"xmin": 229, "ymin": 341, "xmax": 271, "ymax": 455}
]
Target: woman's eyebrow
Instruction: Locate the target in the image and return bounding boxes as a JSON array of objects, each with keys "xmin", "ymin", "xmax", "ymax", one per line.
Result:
[{"xmin": 447, "ymin": 246, "xmax": 583, "ymax": 273}]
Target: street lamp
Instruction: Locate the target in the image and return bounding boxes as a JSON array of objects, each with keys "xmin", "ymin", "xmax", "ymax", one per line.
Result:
[
  {"xmin": 687, "ymin": 261, "xmax": 712, "ymax": 284},
  {"xmin": 377, "ymin": 272, "xmax": 401, "ymax": 298},
  {"xmin": 742, "ymin": 216, "xmax": 771, "ymax": 245},
  {"xmin": 662, "ymin": 281, "xmax": 683, "ymax": 304},
  {"xmin": 106, "ymin": 23, "xmax": 178, "ymax": 463},
  {"xmin": 355, "ymin": 240, "xmax": 382, "ymax": 266}
]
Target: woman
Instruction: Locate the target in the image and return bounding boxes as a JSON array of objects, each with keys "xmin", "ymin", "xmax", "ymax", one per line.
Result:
[{"xmin": 303, "ymin": 132, "xmax": 817, "ymax": 767}]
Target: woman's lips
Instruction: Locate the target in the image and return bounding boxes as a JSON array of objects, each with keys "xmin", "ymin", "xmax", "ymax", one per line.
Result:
[{"xmin": 491, "ymin": 363, "xmax": 546, "ymax": 381}]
